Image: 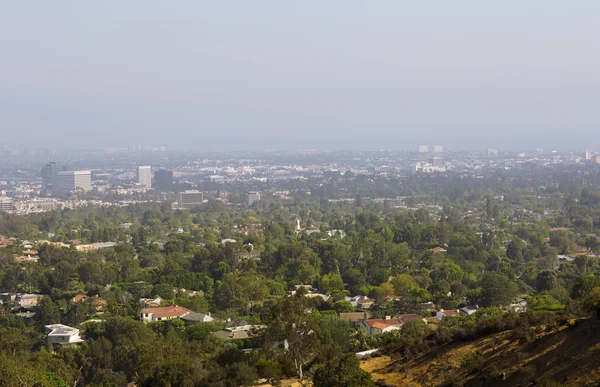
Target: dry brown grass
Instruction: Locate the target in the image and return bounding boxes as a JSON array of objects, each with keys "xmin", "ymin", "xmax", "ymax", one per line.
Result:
[{"xmin": 361, "ymin": 318, "xmax": 600, "ymax": 386}]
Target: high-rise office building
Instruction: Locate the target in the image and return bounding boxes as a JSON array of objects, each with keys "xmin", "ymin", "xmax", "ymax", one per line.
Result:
[
  {"xmin": 433, "ymin": 145, "xmax": 444, "ymax": 153},
  {"xmin": 418, "ymin": 145, "xmax": 429, "ymax": 153},
  {"xmin": 430, "ymin": 157, "xmax": 443, "ymax": 167},
  {"xmin": 54, "ymin": 171, "xmax": 92, "ymax": 195},
  {"xmin": 137, "ymin": 166, "xmax": 152, "ymax": 188},
  {"xmin": 584, "ymin": 151, "xmax": 592, "ymax": 161},
  {"xmin": 179, "ymin": 190, "xmax": 204, "ymax": 209},
  {"xmin": 41, "ymin": 162, "xmax": 60, "ymax": 197},
  {"xmin": 244, "ymin": 191, "xmax": 261, "ymax": 205},
  {"xmin": 154, "ymin": 169, "xmax": 173, "ymax": 189}
]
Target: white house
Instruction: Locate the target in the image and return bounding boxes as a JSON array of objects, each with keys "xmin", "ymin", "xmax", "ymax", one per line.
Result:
[{"xmin": 45, "ymin": 324, "xmax": 84, "ymax": 345}]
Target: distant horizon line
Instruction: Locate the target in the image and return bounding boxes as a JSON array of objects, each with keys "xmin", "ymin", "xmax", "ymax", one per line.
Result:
[{"xmin": 1, "ymin": 144, "xmax": 596, "ymax": 154}]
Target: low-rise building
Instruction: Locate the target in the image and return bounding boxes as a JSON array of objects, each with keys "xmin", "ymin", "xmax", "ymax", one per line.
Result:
[
  {"xmin": 75, "ymin": 242, "xmax": 116, "ymax": 252},
  {"xmin": 507, "ymin": 298, "xmax": 528, "ymax": 313},
  {"xmin": 459, "ymin": 306, "xmax": 478, "ymax": 315},
  {"xmin": 15, "ymin": 294, "xmax": 41, "ymax": 307},
  {"xmin": 435, "ymin": 309, "xmax": 460, "ymax": 320},
  {"xmin": 139, "ymin": 297, "xmax": 162, "ymax": 308},
  {"xmin": 140, "ymin": 305, "xmax": 192, "ymax": 323},
  {"xmin": 181, "ymin": 312, "xmax": 215, "ymax": 325},
  {"xmin": 359, "ymin": 314, "xmax": 423, "ymax": 335},
  {"xmin": 45, "ymin": 324, "xmax": 84, "ymax": 345}
]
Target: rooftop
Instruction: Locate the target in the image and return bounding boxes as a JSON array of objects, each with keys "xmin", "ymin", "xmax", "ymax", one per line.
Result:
[{"xmin": 141, "ymin": 305, "xmax": 192, "ymax": 318}]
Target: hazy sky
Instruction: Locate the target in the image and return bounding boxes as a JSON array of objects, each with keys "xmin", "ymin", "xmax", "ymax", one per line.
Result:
[{"xmin": 1, "ymin": 2, "xmax": 599, "ymax": 151}]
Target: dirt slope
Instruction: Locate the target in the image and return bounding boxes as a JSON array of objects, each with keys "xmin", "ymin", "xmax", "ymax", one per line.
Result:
[{"xmin": 361, "ymin": 318, "xmax": 600, "ymax": 387}]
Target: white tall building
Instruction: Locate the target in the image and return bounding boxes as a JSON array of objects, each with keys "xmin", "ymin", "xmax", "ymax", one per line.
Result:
[
  {"xmin": 418, "ymin": 145, "xmax": 429, "ymax": 153},
  {"xmin": 54, "ymin": 171, "xmax": 92, "ymax": 195},
  {"xmin": 137, "ymin": 166, "xmax": 152, "ymax": 188},
  {"xmin": 433, "ymin": 145, "xmax": 444, "ymax": 153}
]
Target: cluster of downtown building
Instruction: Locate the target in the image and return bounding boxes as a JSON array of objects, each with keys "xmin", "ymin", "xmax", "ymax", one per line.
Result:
[
  {"xmin": 38, "ymin": 162, "xmax": 260, "ymax": 209},
  {"xmin": 42, "ymin": 163, "xmax": 162, "ymax": 196},
  {"xmin": 1, "ymin": 145, "xmax": 598, "ymax": 216},
  {"xmin": 41, "ymin": 162, "xmax": 92, "ymax": 197}
]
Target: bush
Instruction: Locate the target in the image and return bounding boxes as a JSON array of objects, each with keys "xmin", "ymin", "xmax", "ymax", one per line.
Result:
[
  {"xmin": 461, "ymin": 351, "xmax": 484, "ymax": 373},
  {"xmin": 255, "ymin": 359, "xmax": 284, "ymax": 383}
]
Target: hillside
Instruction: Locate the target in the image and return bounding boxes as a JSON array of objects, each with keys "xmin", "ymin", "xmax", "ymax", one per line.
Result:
[{"xmin": 361, "ymin": 318, "xmax": 600, "ymax": 387}]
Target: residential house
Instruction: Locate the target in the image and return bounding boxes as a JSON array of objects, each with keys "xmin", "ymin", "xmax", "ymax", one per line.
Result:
[
  {"xmin": 45, "ymin": 324, "xmax": 84, "ymax": 345},
  {"xmin": 214, "ymin": 330, "xmax": 250, "ymax": 340},
  {"xmin": 227, "ymin": 320, "xmax": 252, "ymax": 331},
  {"xmin": 15, "ymin": 294, "xmax": 41, "ymax": 307},
  {"xmin": 357, "ymin": 298, "xmax": 375, "ymax": 309},
  {"xmin": 327, "ymin": 229, "xmax": 346, "ymax": 238},
  {"xmin": 345, "ymin": 295, "xmax": 370, "ymax": 308},
  {"xmin": 435, "ymin": 309, "xmax": 460, "ymax": 320},
  {"xmin": 507, "ymin": 298, "xmax": 528, "ymax": 313},
  {"xmin": 139, "ymin": 297, "xmax": 162, "ymax": 308},
  {"xmin": 139, "ymin": 305, "xmax": 192, "ymax": 323},
  {"xmin": 15, "ymin": 255, "xmax": 39, "ymax": 263},
  {"xmin": 431, "ymin": 247, "xmax": 447, "ymax": 253},
  {"xmin": 459, "ymin": 306, "xmax": 478, "ymax": 315},
  {"xmin": 89, "ymin": 297, "xmax": 108, "ymax": 313},
  {"xmin": 214, "ymin": 321, "xmax": 265, "ymax": 340},
  {"xmin": 359, "ymin": 314, "xmax": 423, "ymax": 336},
  {"xmin": 71, "ymin": 294, "xmax": 89, "ymax": 303},
  {"xmin": 181, "ymin": 312, "xmax": 215, "ymax": 325},
  {"xmin": 71, "ymin": 294, "xmax": 106, "ymax": 313},
  {"xmin": 75, "ymin": 242, "xmax": 116, "ymax": 252}
]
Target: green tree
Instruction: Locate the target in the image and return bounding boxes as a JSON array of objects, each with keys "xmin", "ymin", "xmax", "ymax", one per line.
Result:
[
  {"xmin": 536, "ymin": 270, "xmax": 559, "ymax": 292},
  {"xmin": 153, "ymin": 283, "xmax": 175, "ymax": 300},
  {"xmin": 479, "ymin": 272, "xmax": 518, "ymax": 307},
  {"xmin": 36, "ymin": 296, "xmax": 60, "ymax": 330},
  {"xmin": 265, "ymin": 287, "xmax": 321, "ymax": 379},
  {"xmin": 390, "ymin": 274, "xmax": 418, "ymax": 296},
  {"xmin": 313, "ymin": 353, "xmax": 373, "ymax": 387}
]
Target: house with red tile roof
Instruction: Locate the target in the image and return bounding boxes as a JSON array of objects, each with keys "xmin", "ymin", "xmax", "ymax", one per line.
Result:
[
  {"xmin": 140, "ymin": 305, "xmax": 192, "ymax": 323},
  {"xmin": 358, "ymin": 314, "xmax": 424, "ymax": 335}
]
